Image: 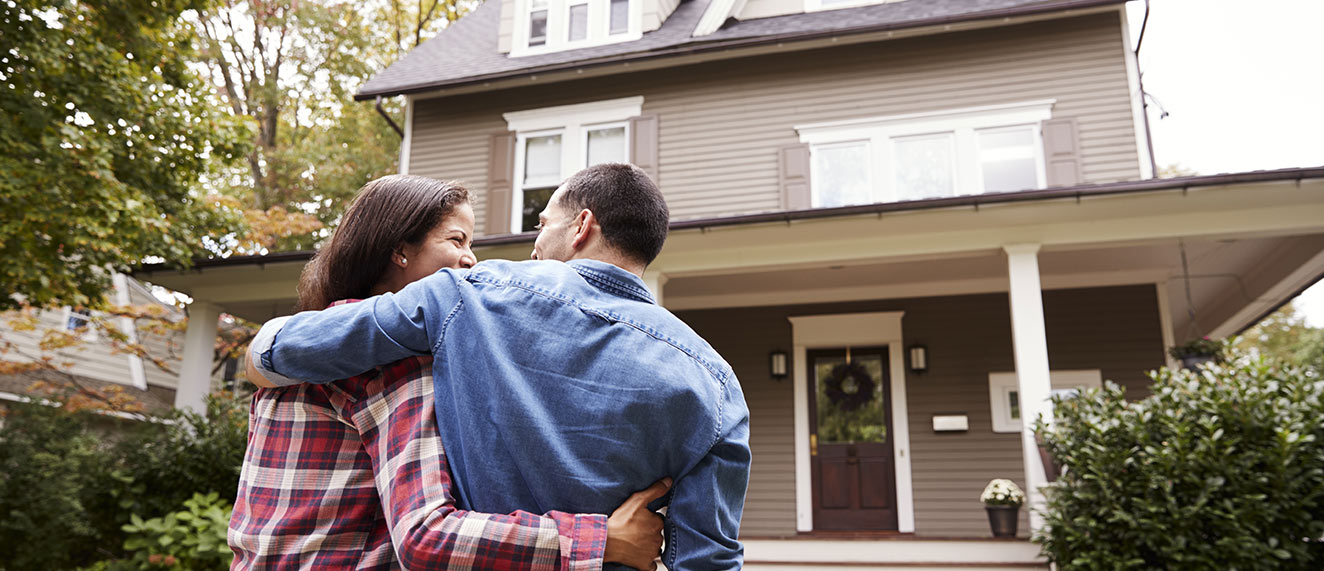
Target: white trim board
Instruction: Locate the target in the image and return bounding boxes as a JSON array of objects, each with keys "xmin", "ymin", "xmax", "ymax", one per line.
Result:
[
  {"xmin": 399, "ymin": 96, "xmax": 415, "ymax": 175},
  {"xmin": 788, "ymin": 311, "xmax": 914, "ymax": 533},
  {"xmin": 988, "ymin": 369, "xmax": 1102, "ymax": 433}
]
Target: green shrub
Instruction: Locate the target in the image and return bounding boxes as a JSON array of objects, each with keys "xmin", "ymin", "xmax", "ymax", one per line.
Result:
[
  {"xmin": 120, "ymin": 492, "xmax": 234, "ymax": 570},
  {"xmin": 0, "ymin": 403, "xmax": 113, "ymax": 569},
  {"xmin": 0, "ymin": 394, "xmax": 248, "ymax": 570},
  {"xmin": 1035, "ymin": 357, "xmax": 1324, "ymax": 569}
]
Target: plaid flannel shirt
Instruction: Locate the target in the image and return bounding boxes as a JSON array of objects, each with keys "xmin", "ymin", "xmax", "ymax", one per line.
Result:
[{"xmin": 229, "ymin": 333, "xmax": 608, "ymax": 570}]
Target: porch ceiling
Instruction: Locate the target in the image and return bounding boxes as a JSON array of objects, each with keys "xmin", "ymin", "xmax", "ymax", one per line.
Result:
[{"xmin": 133, "ymin": 174, "xmax": 1324, "ymax": 332}]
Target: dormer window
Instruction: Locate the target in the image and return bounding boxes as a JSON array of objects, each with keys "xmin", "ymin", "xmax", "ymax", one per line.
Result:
[
  {"xmin": 529, "ymin": 0, "xmax": 549, "ymax": 46},
  {"xmin": 514, "ymin": 0, "xmax": 642, "ymax": 56}
]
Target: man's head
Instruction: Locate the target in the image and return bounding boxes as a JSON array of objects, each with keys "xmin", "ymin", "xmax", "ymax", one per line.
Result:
[{"xmin": 531, "ymin": 163, "xmax": 670, "ymax": 273}]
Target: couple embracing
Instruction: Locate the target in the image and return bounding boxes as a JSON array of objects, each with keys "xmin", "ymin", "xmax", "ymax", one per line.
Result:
[{"xmin": 229, "ymin": 163, "xmax": 751, "ymax": 570}]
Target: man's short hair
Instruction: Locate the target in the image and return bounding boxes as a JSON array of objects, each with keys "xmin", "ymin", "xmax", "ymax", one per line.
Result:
[{"xmin": 559, "ymin": 163, "xmax": 670, "ymax": 266}]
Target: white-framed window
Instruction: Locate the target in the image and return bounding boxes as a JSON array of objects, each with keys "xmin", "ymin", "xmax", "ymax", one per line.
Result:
[
  {"xmin": 504, "ymin": 97, "xmax": 642, "ymax": 232},
  {"xmin": 796, "ymin": 100, "xmax": 1055, "ymax": 208},
  {"xmin": 988, "ymin": 369, "xmax": 1103, "ymax": 433},
  {"xmin": 513, "ymin": 0, "xmax": 642, "ymax": 56},
  {"xmin": 62, "ymin": 307, "xmax": 98, "ymax": 342}
]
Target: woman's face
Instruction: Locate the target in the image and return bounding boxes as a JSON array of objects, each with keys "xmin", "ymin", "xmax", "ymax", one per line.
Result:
[{"xmin": 399, "ymin": 202, "xmax": 477, "ymax": 283}]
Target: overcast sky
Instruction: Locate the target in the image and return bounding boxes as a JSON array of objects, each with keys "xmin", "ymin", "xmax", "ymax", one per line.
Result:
[{"xmin": 1124, "ymin": 0, "xmax": 1324, "ymax": 326}]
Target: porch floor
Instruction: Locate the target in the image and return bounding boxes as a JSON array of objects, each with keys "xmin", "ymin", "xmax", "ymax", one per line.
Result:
[{"xmin": 739, "ymin": 536, "xmax": 1048, "ymax": 570}]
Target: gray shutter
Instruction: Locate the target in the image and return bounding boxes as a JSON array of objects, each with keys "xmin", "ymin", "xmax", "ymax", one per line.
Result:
[
  {"xmin": 629, "ymin": 114, "xmax": 659, "ymax": 183},
  {"xmin": 1042, "ymin": 118, "xmax": 1082, "ymax": 187},
  {"xmin": 779, "ymin": 143, "xmax": 812, "ymax": 210},
  {"xmin": 486, "ymin": 132, "xmax": 516, "ymax": 235}
]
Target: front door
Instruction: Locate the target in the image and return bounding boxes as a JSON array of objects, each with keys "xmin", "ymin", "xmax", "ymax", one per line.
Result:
[{"xmin": 809, "ymin": 347, "xmax": 898, "ymax": 530}]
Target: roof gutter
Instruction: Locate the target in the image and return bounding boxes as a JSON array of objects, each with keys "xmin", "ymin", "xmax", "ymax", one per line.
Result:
[{"xmin": 354, "ymin": 0, "xmax": 1127, "ymax": 101}]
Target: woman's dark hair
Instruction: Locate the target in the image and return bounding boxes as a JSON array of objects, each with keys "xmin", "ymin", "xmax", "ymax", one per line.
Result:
[{"xmin": 296, "ymin": 175, "xmax": 470, "ymax": 311}]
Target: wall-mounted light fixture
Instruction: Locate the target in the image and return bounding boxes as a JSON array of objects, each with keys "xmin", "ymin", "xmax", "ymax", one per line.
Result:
[
  {"xmin": 908, "ymin": 344, "xmax": 928, "ymax": 373},
  {"xmin": 770, "ymin": 350, "xmax": 788, "ymax": 380}
]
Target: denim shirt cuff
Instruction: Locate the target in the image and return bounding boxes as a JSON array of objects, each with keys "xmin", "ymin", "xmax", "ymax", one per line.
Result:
[{"xmin": 249, "ymin": 316, "xmax": 300, "ymax": 387}]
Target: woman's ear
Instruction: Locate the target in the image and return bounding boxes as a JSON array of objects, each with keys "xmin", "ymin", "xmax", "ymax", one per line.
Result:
[{"xmin": 391, "ymin": 248, "xmax": 409, "ymax": 268}]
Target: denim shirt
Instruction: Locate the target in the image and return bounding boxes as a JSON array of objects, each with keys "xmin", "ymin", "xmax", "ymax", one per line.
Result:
[{"xmin": 251, "ymin": 259, "xmax": 751, "ymax": 571}]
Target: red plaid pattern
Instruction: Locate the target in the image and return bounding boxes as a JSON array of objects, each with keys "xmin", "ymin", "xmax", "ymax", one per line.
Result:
[{"xmin": 229, "ymin": 353, "xmax": 608, "ymax": 570}]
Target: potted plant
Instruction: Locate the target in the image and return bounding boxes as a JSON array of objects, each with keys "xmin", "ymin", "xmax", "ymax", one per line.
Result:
[
  {"xmin": 980, "ymin": 478, "xmax": 1025, "ymax": 538},
  {"xmin": 1168, "ymin": 336, "xmax": 1223, "ymax": 370}
]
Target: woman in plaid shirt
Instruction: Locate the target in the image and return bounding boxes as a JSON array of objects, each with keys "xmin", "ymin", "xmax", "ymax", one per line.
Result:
[{"xmin": 229, "ymin": 175, "xmax": 667, "ymax": 570}]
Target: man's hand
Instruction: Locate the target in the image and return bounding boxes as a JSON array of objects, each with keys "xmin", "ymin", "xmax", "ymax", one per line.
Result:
[{"xmin": 604, "ymin": 478, "xmax": 671, "ymax": 570}]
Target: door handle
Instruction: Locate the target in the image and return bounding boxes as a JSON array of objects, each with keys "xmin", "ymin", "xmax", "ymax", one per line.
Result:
[
  {"xmin": 810, "ymin": 434, "xmax": 818, "ymax": 456},
  {"xmin": 847, "ymin": 458, "xmax": 859, "ymax": 465}
]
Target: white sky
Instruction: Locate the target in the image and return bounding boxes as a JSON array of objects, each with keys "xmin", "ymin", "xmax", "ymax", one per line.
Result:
[{"xmin": 1124, "ymin": 0, "xmax": 1324, "ymax": 326}]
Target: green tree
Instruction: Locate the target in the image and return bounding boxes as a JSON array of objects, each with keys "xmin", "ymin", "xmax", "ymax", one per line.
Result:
[
  {"xmin": 1235, "ymin": 301, "xmax": 1324, "ymax": 372},
  {"xmin": 0, "ymin": 0, "xmax": 249, "ymax": 311},
  {"xmin": 191, "ymin": 0, "xmax": 474, "ymax": 253}
]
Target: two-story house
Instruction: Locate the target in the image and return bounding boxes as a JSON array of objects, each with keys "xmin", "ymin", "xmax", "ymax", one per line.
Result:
[{"xmin": 139, "ymin": 0, "xmax": 1324, "ymax": 567}]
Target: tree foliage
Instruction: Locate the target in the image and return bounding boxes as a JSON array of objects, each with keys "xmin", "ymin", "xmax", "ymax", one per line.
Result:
[
  {"xmin": 0, "ymin": 0, "xmax": 249, "ymax": 311},
  {"xmin": 191, "ymin": 0, "xmax": 475, "ymax": 253},
  {"xmin": 1236, "ymin": 301, "xmax": 1324, "ymax": 373}
]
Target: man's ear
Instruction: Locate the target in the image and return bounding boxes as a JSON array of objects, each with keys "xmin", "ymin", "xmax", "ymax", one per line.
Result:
[{"xmin": 570, "ymin": 209, "xmax": 596, "ymax": 250}]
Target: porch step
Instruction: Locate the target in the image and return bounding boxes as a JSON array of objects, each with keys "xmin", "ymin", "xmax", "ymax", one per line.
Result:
[{"xmin": 739, "ymin": 538, "xmax": 1048, "ymax": 570}]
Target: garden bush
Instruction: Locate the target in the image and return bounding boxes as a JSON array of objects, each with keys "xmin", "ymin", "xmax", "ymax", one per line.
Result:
[
  {"xmin": 0, "ymin": 394, "xmax": 248, "ymax": 570},
  {"xmin": 1036, "ymin": 356, "xmax": 1324, "ymax": 569}
]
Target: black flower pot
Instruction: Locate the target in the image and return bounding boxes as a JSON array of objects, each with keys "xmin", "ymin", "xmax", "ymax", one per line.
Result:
[
  {"xmin": 1180, "ymin": 354, "xmax": 1217, "ymax": 371},
  {"xmin": 985, "ymin": 505, "xmax": 1019, "ymax": 538}
]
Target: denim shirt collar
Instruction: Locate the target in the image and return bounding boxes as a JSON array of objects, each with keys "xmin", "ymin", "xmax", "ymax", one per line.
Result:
[{"xmin": 566, "ymin": 259, "xmax": 656, "ymax": 305}]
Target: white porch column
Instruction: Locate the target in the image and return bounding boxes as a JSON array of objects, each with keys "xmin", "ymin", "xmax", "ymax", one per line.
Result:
[
  {"xmin": 643, "ymin": 269, "xmax": 669, "ymax": 307},
  {"xmin": 1003, "ymin": 244, "xmax": 1053, "ymax": 532},
  {"xmin": 175, "ymin": 301, "xmax": 221, "ymax": 414}
]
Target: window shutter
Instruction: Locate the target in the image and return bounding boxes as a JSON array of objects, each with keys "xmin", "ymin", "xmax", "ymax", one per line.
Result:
[
  {"xmin": 779, "ymin": 143, "xmax": 812, "ymax": 210},
  {"xmin": 1042, "ymin": 118, "xmax": 1082, "ymax": 187},
  {"xmin": 486, "ymin": 131, "xmax": 517, "ymax": 235},
  {"xmin": 629, "ymin": 114, "xmax": 659, "ymax": 183}
]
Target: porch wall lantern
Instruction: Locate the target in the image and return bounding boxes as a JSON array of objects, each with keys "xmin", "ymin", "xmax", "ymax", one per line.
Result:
[
  {"xmin": 908, "ymin": 344, "xmax": 928, "ymax": 373},
  {"xmin": 770, "ymin": 350, "xmax": 789, "ymax": 381}
]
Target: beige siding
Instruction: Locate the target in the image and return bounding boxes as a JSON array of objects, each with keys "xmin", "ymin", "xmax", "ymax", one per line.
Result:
[
  {"xmin": 672, "ymin": 284, "xmax": 1165, "ymax": 537},
  {"xmin": 738, "ymin": 0, "xmax": 804, "ymax": 21},
  {"xmin": 643, "ymin": 0, "xmax": 681, "ymax": 32},
  {"xmin": 409, "ymin": 13, "xmax": 1141, "ymax": 236},
  {"xmin": 498, "ymin": 0, "xmax": 516, "ymax": 53},
  {"xmin": 126, "ymin": 284, "xmax": 186, "ymax": 390}
]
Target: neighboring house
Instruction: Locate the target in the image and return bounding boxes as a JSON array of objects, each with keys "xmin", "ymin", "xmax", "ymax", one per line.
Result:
[
  {"xmin": 0, "ymin": 274, "xmax": 230, "ymax": 416},
  {"xmin": 137, "ymin": 0, "xmax": 1324, "ymax": 567}
]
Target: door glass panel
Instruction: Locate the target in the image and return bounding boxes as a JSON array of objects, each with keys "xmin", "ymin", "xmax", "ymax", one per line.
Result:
[
  {"xmin": 893, "ymin": 132, "xmax": 955, "ymax": 200},
  {"xmin": 812, "ymin": 141, "xmax": 872, "ymax": 208},
  {"xmin": 814, "ymin": 354, "xmax": 888, "ymax": 443},
  {"xmin": 586, "ymin": 126, "xmax": 626, "ymax": 166}
]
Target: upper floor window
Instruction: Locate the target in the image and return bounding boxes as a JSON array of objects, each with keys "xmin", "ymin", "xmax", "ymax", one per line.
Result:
[
  {"xmin": 63, "ymin": 307, "xmax": 98, "ymax": 341},
  {"xmin": 514, "ymin": 0, "xmax": 641, "ymax": 56},
  {"xmin": 796, "ymin": 100, "xmax": 1054, "ymax": 207},
  {"xmin": 504, "ymin": 97, "xmax": 642, "ymax": 232}
]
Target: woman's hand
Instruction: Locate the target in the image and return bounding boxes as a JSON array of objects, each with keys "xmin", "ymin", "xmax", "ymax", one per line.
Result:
[{"xmin": 604, "ymin": 478, "xmax": 672, "ymax": 570}]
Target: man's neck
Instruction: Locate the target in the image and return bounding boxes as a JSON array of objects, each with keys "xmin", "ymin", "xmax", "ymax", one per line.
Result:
[{"xmin": 569, "ymin": 251, "xmax": 646, "ymax": 278}]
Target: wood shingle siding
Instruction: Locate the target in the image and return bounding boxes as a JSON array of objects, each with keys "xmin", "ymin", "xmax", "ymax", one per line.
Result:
[
  {"xmin": 408, "ymin": 12, "xmax": 1139, "ymax": 236},
  {"xmin": 673, "ymin": 284, "xmax": 1165, "ymax": 537}
]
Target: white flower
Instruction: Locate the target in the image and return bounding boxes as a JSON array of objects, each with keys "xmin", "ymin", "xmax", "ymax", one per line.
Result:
[{"xmin": 980, "ymin": 478, "xmax": 1025, "ymax": 507}]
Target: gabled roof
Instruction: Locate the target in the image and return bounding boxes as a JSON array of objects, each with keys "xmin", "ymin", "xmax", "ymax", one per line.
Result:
[{"xmin": 355, "ymin": 0, "xmax": 1127, "ymax": 100}]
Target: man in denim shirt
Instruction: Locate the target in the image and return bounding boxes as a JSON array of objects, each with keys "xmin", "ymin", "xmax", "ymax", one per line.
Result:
[{"xmin": 248, "ymin": 164, "xmax": 750, "ymax": 570}]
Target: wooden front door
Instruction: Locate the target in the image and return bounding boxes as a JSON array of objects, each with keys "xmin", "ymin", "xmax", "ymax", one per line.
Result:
[{"xmin": 808, "ymin": 347, "xmax": 898, "ymax": 530}]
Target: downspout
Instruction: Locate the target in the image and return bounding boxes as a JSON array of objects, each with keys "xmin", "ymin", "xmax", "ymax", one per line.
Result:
[
  {"xmin": 1134, "ymin": 0, "xmax": 1159, "ymax": 178},
  {"xmin": 375, "ymin": 95, "xmax": 405, "ymax": 138}
]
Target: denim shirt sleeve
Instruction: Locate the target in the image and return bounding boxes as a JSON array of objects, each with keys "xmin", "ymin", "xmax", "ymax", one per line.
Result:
[
  {"xmin": 252, "ymin": 271, "xmax": 457, "ymax": 385},
  {"xmin": 664, "ymin": 383, "xmax": 752, "ymax": 571}
]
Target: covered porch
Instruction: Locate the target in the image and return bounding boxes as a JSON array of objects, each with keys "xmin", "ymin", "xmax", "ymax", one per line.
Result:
[{"xmin": 137, "ymin": 168, "xmax": 1324, "ymax": 565}]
